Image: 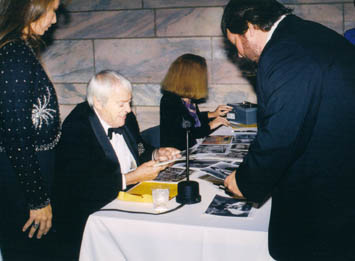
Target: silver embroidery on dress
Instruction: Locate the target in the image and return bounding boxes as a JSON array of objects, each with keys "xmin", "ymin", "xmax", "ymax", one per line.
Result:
[
  {"xmin": 34, "ymin": 131, "xmax": 61, "ymax": 152},
  {"xmin": 32, "ymin": 87, "xmax": 56, "ymax": 129},
  {"xmin": 0, "ymin": 131, "xmax": 61, "ymax": 153}
]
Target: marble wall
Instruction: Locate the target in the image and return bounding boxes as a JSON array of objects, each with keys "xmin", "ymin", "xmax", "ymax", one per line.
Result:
[{"xmin": 43, "ymin": 0, "xmax": 355, "ymax": 130}]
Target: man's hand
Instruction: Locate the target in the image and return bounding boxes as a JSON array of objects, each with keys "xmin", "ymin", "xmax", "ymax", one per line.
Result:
[
  {"xmin": 22, "ymin": 204, "xmax": 53, "ymax": 239},
  {"xmin": 224, "ymin": 171, "xmax": 244, "ymax": 198},
  {"xmin": 154, "ymin": 147, "xmax": 181, "ymax": 162},
  {"xmin": 126, "ymin": 161, "xmax": 167, "ymax": 185}
]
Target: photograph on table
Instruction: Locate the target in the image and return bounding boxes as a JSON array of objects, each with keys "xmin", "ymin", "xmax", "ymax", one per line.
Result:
[
  {"xmin": 202, "ymin": 162, "xmax": 239, "ymax": 181},
  {"xmin": 202, "ymin": 135, "xmax": 233, "ymax": 145},
  {"xmin": 195, "ymin": 144, "xmax": 228, "ymax": 154},
  {"xmin": 198, "ymin": 174, "xmax": 224, "ymax": 185},
  {"xmin": 231, "ymin": 160, "xmax": 242, "ymax": 165},
  {"xmin": 233, "ymin": 128, "xmax": 257, "ymax": 134},
  {"xmin": 230, "ymin": 143, "xmax": 250, "ymax": 151},
  {"xmin": 173, "ymin": 159, "xmax": 220, "ymax": 170},
  {"xmin": 232, "ymin": 133, "xmax": 257, "ymax": 144},
  {"xmin": 205, "ymin": 195, "xmax": 253, "ymax": 218},
  {"xmin": 154, "ymin": 167, "xmax": 192, "ymax": 182},
  {"xmin": 215, "ymin": 150, "xmax": 248, "ymax": 162}
]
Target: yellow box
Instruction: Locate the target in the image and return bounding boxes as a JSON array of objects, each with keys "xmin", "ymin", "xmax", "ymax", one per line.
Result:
[{"xmin": 117, "ymin": 181, "xmax": 178, "ymax": 203}]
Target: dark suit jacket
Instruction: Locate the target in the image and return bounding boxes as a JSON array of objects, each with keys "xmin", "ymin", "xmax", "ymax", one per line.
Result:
[
  {"xmin": 52, "ymin": 102, "xmax": 154, "ymax": 258},
  {"xmin": 235, "ymin": 15, "xmax": 355, "ymax": 260},
  {"xmin": 160, "ymin": 91, "xmax": 212, "ymax": 150}
]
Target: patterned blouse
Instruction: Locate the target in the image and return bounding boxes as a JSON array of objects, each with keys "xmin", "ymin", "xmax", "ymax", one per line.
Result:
[{"xmin": 0, "ymin": 40, "xmax": 61, "ymax": 209}]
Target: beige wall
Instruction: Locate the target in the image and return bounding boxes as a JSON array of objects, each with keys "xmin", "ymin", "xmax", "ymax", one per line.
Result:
[{"xmin": 42, "ymin": 0, "xmax": 355, "ymax": 130}]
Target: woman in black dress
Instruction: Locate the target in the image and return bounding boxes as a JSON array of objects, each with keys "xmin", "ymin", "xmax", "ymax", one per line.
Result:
[
  {"xmin": 160, "ymin": 53, "xmax": 232, "ymax": 150},
  {"xmin": 0, "ymin": 0, "xmax": 61, "ymax": 260}
]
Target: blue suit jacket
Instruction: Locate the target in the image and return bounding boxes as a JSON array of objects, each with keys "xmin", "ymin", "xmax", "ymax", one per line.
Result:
[{"xmin": 235, "ymin": 15, "xmax": 355, "ymax": 259}]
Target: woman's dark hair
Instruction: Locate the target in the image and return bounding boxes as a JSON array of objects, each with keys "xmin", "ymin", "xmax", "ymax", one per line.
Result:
[
  {"xmin": 221, "ymin": 0, "xmax": 292, "ymax": 37},
  {"xmin": 0, "ymin": 0, "xmax": 57, "ymax": 48}
]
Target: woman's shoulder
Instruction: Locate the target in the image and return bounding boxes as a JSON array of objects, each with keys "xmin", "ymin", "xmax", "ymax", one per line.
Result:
[
  {"xmin": 0, "ymin": 39, "xmax": 36, "ymax": 65},
  {"xmin": 161, "ymin": 91, "xmax": 182, "ymax": 104},
  {"xmin": 1, "ymin": 39, "xmax": 29, "ymax": 53}
]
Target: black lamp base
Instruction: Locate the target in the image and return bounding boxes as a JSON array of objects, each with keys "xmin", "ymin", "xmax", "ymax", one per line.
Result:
[{"xmin": 176, "ymin": 180, "xmax": 201, "ymax": 204}]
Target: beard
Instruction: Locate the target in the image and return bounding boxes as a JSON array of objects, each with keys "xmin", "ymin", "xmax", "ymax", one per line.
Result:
[
  {"xmin": 236, "ymin": 57, "xmax": 257, "ymax": 77},
  {"xmin": 236, "ymin": 36, "xmax": 260, "ymax": 77},
  {"xmin": 240, "ymin": 35, "xmax": 260, "ymax": 63},
  {"xmin": 223, "ymin": 37, "xmax": 257, "ymax": 77}
]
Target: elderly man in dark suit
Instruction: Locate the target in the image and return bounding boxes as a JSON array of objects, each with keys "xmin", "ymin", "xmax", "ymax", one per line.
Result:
[
  {"xmin": 52, "ymin": 70, "xmax": 178, "ymax": 259},
  {"xmin": 221, "ymin": 0, "xmax": 355, "ymax": 260}
]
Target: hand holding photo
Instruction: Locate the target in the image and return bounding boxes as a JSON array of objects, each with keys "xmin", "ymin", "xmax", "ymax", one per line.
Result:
[{"xmin": 154, "ymin": 156, "xmax": 187, "ymax": 167}]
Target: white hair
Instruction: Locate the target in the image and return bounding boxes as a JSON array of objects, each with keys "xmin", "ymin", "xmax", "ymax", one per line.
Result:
[{"xmin": 87, "ymin": 70, "xmax": 132, "ymax": 107}]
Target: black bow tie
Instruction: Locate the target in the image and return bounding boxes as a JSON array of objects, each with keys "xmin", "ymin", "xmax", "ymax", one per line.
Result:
[{"xmin": 108, "ymin": 127, "xmax": 124, "ymax": 139}]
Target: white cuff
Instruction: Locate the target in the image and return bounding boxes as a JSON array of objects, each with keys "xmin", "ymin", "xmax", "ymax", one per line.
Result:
[
  {"xmin": 152, "ymin": 149, "xmax": 158, "ymax": 161},
  {"xmin": 121, "ymin": 173, "xmax": 127, "ymax": 190}
]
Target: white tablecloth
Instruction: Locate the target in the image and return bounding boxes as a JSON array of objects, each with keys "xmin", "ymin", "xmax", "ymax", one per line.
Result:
[{"xmin": 79, "ymin": 172, "xmax": 274, "ymax": 261}]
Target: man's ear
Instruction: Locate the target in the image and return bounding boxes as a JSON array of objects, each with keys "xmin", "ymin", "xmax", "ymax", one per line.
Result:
[
  {"xmin": 245, "ymin": 23, "xmax": 256, "ymax": 38},
  {"xmin": 93, "ymin": 96, "xmax": 103, "ymax": 111},
  {"xmin": 227, "ymin": 29, "xmax": 237, "ymax": 45}
]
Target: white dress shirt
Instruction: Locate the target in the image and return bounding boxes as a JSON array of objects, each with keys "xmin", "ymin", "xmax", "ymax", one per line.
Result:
[
  {"xmin": 94, "ymin": 109, "xmax": 137, "ymax": 190},
  {"xmin": 266, "ymin": 15, "xmax": 287, "ymax": 43}
]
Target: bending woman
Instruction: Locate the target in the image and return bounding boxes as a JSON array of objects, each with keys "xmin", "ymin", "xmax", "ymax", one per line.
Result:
[
  {"xmin": 160, "ymin": 53, "xmax": 231, "ymax": 150},
  {"xmin": 0, "ymin": 0, "xmax": 61, "ymax": 260}
]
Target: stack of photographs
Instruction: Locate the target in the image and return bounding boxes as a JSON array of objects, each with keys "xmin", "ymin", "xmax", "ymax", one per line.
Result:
[
  {"xmin": 173, "ymin": 159, "xmax": 221, "ymax": 169},
  {"xmin": 154, "ymin": 128, "xmax": 257, "ymax": 183}
]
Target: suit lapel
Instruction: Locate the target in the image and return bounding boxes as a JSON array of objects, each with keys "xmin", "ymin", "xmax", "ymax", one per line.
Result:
[
  {"xmin": 88, "ymin": 109, "xmax": 120, "ymax": 169},
  {"xmin": 121, "ymin": 126, "xmax": 139, "ymax": 164},
  {"xmin": 87, "ymin": 103, "xmax": 140, "ymax": 167}
]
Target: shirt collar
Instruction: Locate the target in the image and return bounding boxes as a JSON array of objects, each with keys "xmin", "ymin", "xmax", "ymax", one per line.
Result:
[
  {"xmin": 266, "ymin": 15, "xmax": 287, "ymax": 44},
  {"xmin": 93, "ymin": 107, "xmax": 111, "ymax": 136}
]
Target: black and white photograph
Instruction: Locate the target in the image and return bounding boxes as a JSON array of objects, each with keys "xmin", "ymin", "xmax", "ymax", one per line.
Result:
[
  {"xmin": 202, "ymin": 166, "xmax": 229, "ymax": 180},
  {"xmin": 232, "ymin": 133, "xmax": 257, "ymax": 144},
  {"xmin": 195, "ymin": 145, "xmax": 228, "ymax": 154},
  {"xmin": 202, "ymin": 162, "xmax": 239, "ymax": 180},
  {"xmin": 154, "ymin": 167, "xmax": 190, "ymax": 182},
  {"xmin": 231, "ymin": 143, "xmax": 250, "ymax": 151},
  {"xmin": 233, "ymin": 134, "xmax": 257, "ymax": 140},
  {"xmin": 205, "ymin": 195, "xmax": 253, "ymax": 217},
  {"xmin": 233, "ymin": 129, "xmax": 257, "ymax": 134},
  {"xmin": 216, "ymin": 150, "xmax": 248, "ymax": 162},
  {"xmin": 173, "ymin": 159, "xmax": 220, "ymax": 170},
  {"xmin": 198, "ymin": 174, "xmax": 224, "ymax": 185}
]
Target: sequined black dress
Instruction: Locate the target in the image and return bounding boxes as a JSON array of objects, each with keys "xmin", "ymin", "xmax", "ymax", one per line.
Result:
[{"xmin": 0, "ymin": 39, "xmax": 61, "ymax": 258}]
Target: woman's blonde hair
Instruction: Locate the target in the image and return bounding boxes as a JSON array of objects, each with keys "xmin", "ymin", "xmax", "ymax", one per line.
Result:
[
  {"xmin": 161, "ymin": 53, "xmax": 208, "ymax": 100},
  {"xmin": 0, "ymin": 0, "xmax": 57, "ymax": 48}
]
